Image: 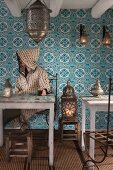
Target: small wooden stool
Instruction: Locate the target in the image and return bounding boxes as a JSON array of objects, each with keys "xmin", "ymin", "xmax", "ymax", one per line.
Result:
[
  {"xmin": 59, "ymin": 117, "xmax": 80, "ymax": 141},
  {"xmin": 5, "ymin": 130, "xmax": 32, "ymax": 170}
]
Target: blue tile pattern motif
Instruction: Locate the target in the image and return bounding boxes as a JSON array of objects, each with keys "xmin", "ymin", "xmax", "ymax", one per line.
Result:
[
  {"xmin": 91, "ymin": 24, "xmax": 101, "ymax": 34},
  {"xmin": 0, "ymin": 0, "xmax": 113, "ymax": 129}
]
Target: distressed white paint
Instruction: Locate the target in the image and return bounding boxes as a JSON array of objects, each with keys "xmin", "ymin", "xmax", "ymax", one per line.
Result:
[
  {"xmin": 50, "ymin": 0, "xmax": 63, "ymax": 17},
  {"xmin": 0, "ymin": 94, "xmax": 55, "ymax": 167},
  {"xmin": 91, "ymin": 0, "xmax": 113, "ymax": 18},
  {"xmin": 4, "ymin": 0, "xmax": 36, "ymax": 17},
  {"xmin": 4, "ymin": 0, "xmax": 22, "ymax": 17},
  {"xmin": 81, "ymin": 95, "xmax": 113, "ymax": 170},
  {"xmin": 61, "ymin": 0, "xmax": 98, "ymax": 9},
  {"xmin": 4, "ymin": 0, "xmax": 113, "ymax": 18}
]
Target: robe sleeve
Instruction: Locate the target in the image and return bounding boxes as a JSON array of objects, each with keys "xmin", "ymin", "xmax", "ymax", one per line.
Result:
[
  {"xmin": 38, "ymin": 69, "xmax": 50, "ymax": 92},
  {"xmin": 15, "ymin": 74, "xmax": 28, "ymax": 94}
]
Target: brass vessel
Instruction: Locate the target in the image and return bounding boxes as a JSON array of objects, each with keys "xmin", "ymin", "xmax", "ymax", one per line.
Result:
[
  {"xmin": 90, "ymin": 79, "xmax": 104, "ymax": 97},
  {"xmin": 62, "ymin": 80, "xmax": 75, "ymax": 97}
]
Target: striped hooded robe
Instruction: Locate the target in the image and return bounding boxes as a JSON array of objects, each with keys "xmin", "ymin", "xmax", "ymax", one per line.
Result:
[{"xmin": 10, "ymin": 48, "xmax": 50, "ymax": 129}]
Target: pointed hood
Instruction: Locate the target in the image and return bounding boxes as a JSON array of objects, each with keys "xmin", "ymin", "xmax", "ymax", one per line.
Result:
[{"xmin": 16, "ymin": 48, "xmax": 39, "ymax": 70}]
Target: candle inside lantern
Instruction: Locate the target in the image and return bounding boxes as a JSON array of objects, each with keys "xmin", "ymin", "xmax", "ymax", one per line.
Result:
[
  {"xmin": 66, "ymin": 110, "xmax": 72, "ymax": 116},
  {"xmin": 64, "ymin": 105, "xmax": 76, "ymax": 117}
]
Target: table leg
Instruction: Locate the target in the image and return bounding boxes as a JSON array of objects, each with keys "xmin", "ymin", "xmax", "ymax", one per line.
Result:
[
  {"xmin": 81, "ymin": 101, "xmax": 86, "ymax": 151},
  {"xmin": 49, "ymin": 104, "xmax": 54, "ymax": 167},
  {"xmin": 0, "ymin": 109, "xmax": 3, "ymax": 146},
  {"xmin": 89, "ymin": 108, "xmax": 96, "ymax": 170}
]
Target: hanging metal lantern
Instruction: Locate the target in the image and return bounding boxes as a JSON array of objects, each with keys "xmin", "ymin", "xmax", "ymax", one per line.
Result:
[
  {"xmin": 26, "ymin": 0, "xmax": 51, "ymax": 43},
  {"xmin": 61, "ymin": 81, "xmax": 77, "ymax": 120}
]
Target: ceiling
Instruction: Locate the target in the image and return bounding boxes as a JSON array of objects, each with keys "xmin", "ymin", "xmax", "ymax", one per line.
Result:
[{"xmin": 4, "ymin": 0, "xmax": 113, "ymax": 18}]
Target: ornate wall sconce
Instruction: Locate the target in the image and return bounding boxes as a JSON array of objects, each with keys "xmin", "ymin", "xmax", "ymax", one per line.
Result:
[
  {"xmin": 80, "ymin": 24, "xmax": 87, "ymax": 45},
  {"xmin": 26, "ymin": 0, "xmax": 51, "ymax": 43},
  {"xmin": 103, "ymin": 26, "xmax": 111, "ymax": 45}
]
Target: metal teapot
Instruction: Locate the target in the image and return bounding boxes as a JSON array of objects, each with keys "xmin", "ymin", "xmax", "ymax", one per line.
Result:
[{"xmin": 90, "ymin": 79, "xmax": 104, "ymax": 97}]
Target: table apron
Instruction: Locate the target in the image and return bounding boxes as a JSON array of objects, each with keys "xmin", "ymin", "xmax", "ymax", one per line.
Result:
[{"xmin": 0, "ymin": 102, "xmax": 54, "ymax": 109}]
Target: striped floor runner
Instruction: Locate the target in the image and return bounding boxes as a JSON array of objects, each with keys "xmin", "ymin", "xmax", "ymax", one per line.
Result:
[
  {"xmin": 0, "ymin": 131, "xmax": 82, "ymax": 170},
  {"xmin": 1, "ymin": 130, "xmax": 113, "ymax": 170}
]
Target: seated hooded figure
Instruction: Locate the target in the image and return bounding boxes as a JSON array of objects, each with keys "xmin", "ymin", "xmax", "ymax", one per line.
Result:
[{"xmin": 10, "ymin": 48, "xmax": 50, "ymax": 129}]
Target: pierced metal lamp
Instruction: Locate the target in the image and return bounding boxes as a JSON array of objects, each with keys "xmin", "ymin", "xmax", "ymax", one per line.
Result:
[{"xmin": 26, "ymin": 0, "xmax": 51, "ymax": 43}]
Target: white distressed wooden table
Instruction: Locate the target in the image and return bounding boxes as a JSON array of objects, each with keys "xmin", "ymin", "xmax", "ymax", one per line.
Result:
[
  {"xmin": 81, "ymin": 95, "xmax": 113, "ymax": 170},
  {"xmin": 0, "ymin": 94, "xmax": 55, "ymax": 168}
]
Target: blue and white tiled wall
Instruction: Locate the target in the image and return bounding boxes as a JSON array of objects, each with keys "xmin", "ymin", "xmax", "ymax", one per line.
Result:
[{"xmin": 0, "ymin": 0, "xmax": 113, "ymax": 129}]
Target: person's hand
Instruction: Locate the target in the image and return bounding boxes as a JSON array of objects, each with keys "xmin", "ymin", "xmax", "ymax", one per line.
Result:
[{"xmin": 41, "ymin": 89, "xmax": 47, "ymax": 96}]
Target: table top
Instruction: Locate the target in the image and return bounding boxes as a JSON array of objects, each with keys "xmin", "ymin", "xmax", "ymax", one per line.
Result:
[
  {"xmin": 0, "ymin": 94, "xmax": 55, "ymax": 103},
  {"xmin": 81, "ymin": 95, "xmax": 113, "ymax": 105},
  {"xmin": 82, "ymin": 95, "xmax": 113, "ymax": 101}
]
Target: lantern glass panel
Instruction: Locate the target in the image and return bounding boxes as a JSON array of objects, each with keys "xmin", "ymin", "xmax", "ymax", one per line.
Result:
[{"xmin": 62, "ymin": 101, "xmax": 76, "ymax": 119}]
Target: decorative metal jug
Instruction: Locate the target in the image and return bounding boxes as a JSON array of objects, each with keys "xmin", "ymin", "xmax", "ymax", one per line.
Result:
[
  {"xmin": 2, "ymin": 79, "xmax": 12, "ymax": 97},
  {"xmin": 90, "ymin": 79, "xmax": 104, "ymax": 97}
]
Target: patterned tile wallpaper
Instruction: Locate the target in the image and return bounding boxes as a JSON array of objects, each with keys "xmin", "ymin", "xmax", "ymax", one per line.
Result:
[{"xmin": 0, "ymin": 0, "xmax": 113, "ymax": 129}]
